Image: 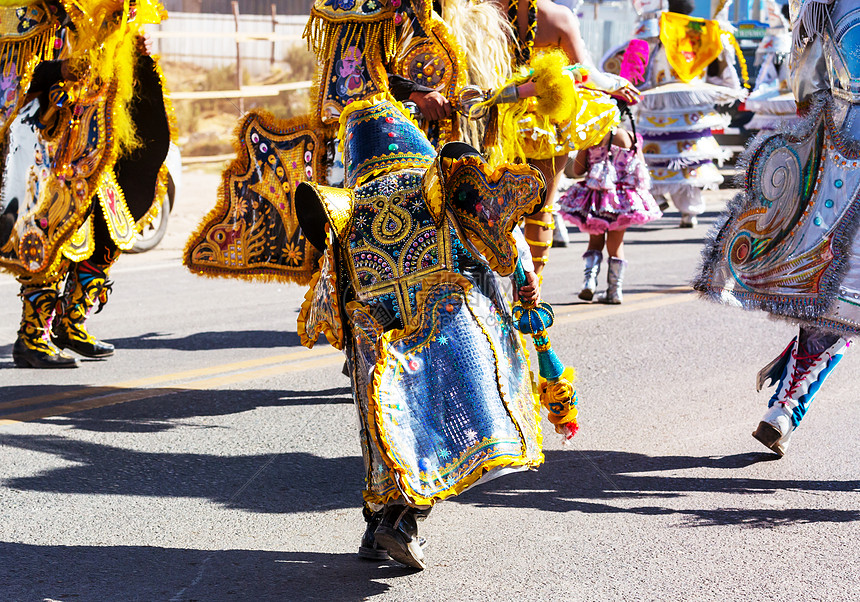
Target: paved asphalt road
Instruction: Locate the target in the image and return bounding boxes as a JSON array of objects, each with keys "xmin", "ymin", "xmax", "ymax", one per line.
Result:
[{"xmin": 2, "ymin": 170, "xmax": 859, "ymax": 601}]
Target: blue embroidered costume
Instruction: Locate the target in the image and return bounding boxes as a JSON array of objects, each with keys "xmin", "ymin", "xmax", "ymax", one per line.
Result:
[{"xmin": 294, "ymin": 94, "xmax": 564, "ymax": 569}]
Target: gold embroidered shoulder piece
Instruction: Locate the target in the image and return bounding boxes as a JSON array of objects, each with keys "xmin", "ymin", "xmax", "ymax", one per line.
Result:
[
  {"xmin": 184, "ymin": 111, "xmax": 325, "ymax": 285},
  {"xmin": 440, "ymin": 154, "xmax": 544, "ymax": 275},
  {"xmin": 392, "ymin": 0, "xmax": 467, "ymax": 146}
]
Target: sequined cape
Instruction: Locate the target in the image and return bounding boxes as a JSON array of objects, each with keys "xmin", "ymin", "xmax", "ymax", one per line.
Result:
[
  {"xmin": 695, "ymin": 1, "xmax": 860, "ymax": 336},
  {"xmin": 294, "ymin": 102, "xmax": 548, "ymax": 503},
  {"xmin": 299, "ymin": 166, "xmax": 545, "ymax": 507}
]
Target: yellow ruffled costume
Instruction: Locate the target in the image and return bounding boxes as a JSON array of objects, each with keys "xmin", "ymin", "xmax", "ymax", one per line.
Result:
[{"xmin": 487, "ymin": 51, "xmax": 621, "ymax": 164}]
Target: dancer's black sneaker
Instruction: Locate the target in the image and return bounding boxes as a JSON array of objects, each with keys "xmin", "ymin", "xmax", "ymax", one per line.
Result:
[
  {"xmin": 358, "ymin": 509, "xmax": 389, "ymax": 561},
  {"xmin": 373, "ymin": 505, "xmax": 426, "ymax": 570}
]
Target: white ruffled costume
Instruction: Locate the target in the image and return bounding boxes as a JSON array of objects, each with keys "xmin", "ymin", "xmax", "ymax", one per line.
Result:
[
  {"xmin": 632, "ymin": 0, "xmax": 746, "ymax": 218},
  {"xmin": 744, "ymin": 0, "xmax": 796, "ymax": 132}
]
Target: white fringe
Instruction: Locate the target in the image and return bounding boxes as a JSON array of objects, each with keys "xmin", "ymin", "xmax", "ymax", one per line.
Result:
[
  {"xmin": 792, "ymin": 0, "xmax": 835, "ymax": 54},
  {"xmin": 640, "ymin": 85, "xmax": 746, "ymax": 109}
]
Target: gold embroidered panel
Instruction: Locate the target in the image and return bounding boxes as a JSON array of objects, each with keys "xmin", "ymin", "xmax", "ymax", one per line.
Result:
[
  {"xmin": 96, "ymin": 169, "xmax": 136, "ymax": 250},
  {"xmin": 441, "ymin": 155, "xmax": 544, "ymax": 275},
  {"xmin": 344, "ymin": 168, "xmax": 455, "ymax": 325},
  {"xmin": 62, "ymin": 215, "xmax": 94, "ymax": 262},
  {"xmin": 184, "ymin": 111, "xmax": 324, "ymax": 285}
]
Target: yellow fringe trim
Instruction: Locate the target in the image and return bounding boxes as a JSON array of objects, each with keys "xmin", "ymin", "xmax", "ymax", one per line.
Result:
[
  {"xmin": 152, "ymin": 54, "xmax": 179, "ymax": 145},
  {"xmin": 124, "ymin": 52, "xmax": 176, "ymax": 238},
  {"xmin": 296, "ymin": 241, "xmax": 345, "ymax": 350},
  {"xmin": 135, "ymin": 163, "xmax": 169, "ymax": 233},
  {"xmin": 135, "ymin": 56, "xmax": 179, "ymax": 232},
  {"xmin": 304, "ymin": 10, "xmax": 396, "ymax": 65}
]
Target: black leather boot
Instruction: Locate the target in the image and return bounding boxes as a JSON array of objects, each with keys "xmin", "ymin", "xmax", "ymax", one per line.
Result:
[
  {"xmin": 358, "ymin": 507, "xmax": 389, "ymax": 560},
  {"xmin": 13, "ymin": 284, "xmax": 77, "ymax": 369},
  {"xmin": 373, "ymin": 505, "xmax": 426, "ymax": 569},
  {"xmin": 52, "ymin": 260, "xmax": 115, "ymax": 358}
]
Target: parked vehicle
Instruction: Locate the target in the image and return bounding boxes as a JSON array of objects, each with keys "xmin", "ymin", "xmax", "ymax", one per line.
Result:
[{"xmin": 130, "ymin": 142, "xmax": 182, "ymax": 253}]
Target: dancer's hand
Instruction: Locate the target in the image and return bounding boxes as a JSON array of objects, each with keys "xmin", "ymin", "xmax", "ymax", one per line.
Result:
[
  {"xmin": 409, "ymin": 90, "xmax": 451, "ymax": 121},
  {"xmin": 136, "ymin": 33, "xmax": 154, "ymax": 56},
  {"xmin": 514, "ymin": 270, "xmax": 540, "ymax": 305},
  {"xmin": 60, "ymin": 60, "xmax": 80, "ymax": 81},
  {"xmin": 517, "ymin": 81, "xmax": 536, "ymax": 99},
  {"xmin": 613, "ymin": 83, "xmax": 641, "ymax": 105}
]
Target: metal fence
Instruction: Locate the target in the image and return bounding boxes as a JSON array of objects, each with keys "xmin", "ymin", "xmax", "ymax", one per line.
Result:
[
  {"xmin": 162, "ymin": 0, "xmax": 312, "ymax": 14},
  {"xmin": 154, "ymin": 12, "xmax": 308, "ymax": 74},
  {"xmin": 155, "ymin": 9, "xmax": 638, "ymax": 75}
]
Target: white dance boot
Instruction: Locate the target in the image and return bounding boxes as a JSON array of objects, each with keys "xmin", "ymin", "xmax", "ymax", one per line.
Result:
[
  {"xmin": 599, "ymin": 257, "xmax": 626, "ymax": 304},
  {"xmin": 579, "ymin": 250, "xmax": 602, "ymax": 301},
  {"xmin": 753, "ymin": 336, "xmax": 849, "ymax": 456}
]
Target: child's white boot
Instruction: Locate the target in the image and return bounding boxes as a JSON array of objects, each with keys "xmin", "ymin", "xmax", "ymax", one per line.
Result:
[
  {"xmin": 579, "ymin": 250, "xmax": 602, "ymax": 301},
  {"xmin": 600, "ymin": 257, "xmax": 626, "ymax": 304}
]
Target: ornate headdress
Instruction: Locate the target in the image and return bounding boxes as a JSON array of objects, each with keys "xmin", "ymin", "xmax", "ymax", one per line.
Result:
[{"xmin": 338, "ymin": 94, "xmax": 437, "ymax": 188}]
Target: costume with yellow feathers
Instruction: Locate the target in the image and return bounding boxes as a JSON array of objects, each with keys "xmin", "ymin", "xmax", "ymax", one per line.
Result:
[
  {"xmin": 184, "ymin": 0, "xmax": 626, "ymax": 285},
  {"xmin": 184, "ymin": 0, "xmax": 471, "ymax": 286},
  {"xmin": 1, "ymin": 0, "xmax": 175, "ymax": 368}
]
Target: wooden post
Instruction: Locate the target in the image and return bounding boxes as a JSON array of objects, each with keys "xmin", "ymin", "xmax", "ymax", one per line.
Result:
[
  {"xmin": 232, "ymin": 0, "xmax": 244, "ymax": 114},
  {"xmin": 270, "ymin": 3, "xmax": 277, "ymax": 69}
]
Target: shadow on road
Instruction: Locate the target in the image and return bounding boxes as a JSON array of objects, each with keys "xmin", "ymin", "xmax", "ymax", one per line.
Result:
[
  {"xmin": 108, "ymin": 329, "xmax": 303, "ymax": 351},
  {"xmin": 4, "ymin": 430, "xmax": 859, "ymax": 529},
  {"xmin": 0, "ymin": 542, "xmax": 408, "ymax": 601},
  {"xmin": 456, "ymin": 449, "xmax": 860, "ymax": 527},
  {"xmin": 625, "ymin": 237, "xmax": 707, "ymax": 245},
  {"xmin": 0, "ymin": 386, "xmax": 351, "ymax": 433},
  {"xmin": 1, "ymin": 434, "xmax": 363, "ymax": 515}
]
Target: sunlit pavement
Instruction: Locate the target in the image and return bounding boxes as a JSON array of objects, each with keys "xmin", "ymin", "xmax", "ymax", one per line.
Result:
[{"xmin": 2, "ymin": 174, "xmax": 859, "ymax": 601}]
